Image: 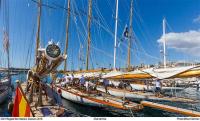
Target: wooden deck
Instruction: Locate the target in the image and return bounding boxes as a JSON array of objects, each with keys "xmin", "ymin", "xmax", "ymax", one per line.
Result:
[{"xmin": 20, "ymin": 82, "xmax": 65, "ymax": 117}]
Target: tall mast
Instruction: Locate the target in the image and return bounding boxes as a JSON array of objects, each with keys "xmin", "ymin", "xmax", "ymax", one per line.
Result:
[
  {"xmin": 163, "ymin": 18, "xmax": 166, "ymax": 68},
  {"xmin": 127, "ymin": 0, "xmax": 133, "ymax": 70},
  {"xmin": 113, "ymin": 0, "xmax": 119, "ymax": 70},
  {"xmin": 64, "ymin": 0, "xmax": 71, "ymax": 71},
  {"xmin": 35, "ymin": 0, "xmax": 41, "ymax": 65},
  {"xmin": 2, "ymin": 0, "xmax": 11, "ymax": 84},
  {"xmin": 86, "ymin": 0, "xmax": 92, "ymax": 70},
  {"xmin": 7, "ymin": 32, "xmax": 10, "ymax": 84}
]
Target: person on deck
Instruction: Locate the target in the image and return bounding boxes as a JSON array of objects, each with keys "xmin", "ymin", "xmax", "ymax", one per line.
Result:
[
  {"xmin": 118, "ymin": 81, "xmax": 124, "ymax": 89},
  {"xmin": 103, "ymin": 78, "xmax": 109, "ymax": 94},
  {"xmin": 79, "ymin": 75, "xmax": 85, "ymax": 90},
  {"xmin": 155, "ymin": 79, "xmax": 162, "ymax": 97},
  {"xmin": 85, "ymin": 80, "xmax": 90, "ymax": 93},
  {"xmin": 61, "ymin": 74, "xmax": 70, "ymax": 87},
  {"xmin": 70, "ymin": 74, "xmax": 74, "ymax": 85}
]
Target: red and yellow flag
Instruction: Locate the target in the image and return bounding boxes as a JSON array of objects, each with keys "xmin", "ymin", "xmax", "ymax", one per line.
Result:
[{"xmin": 12, "ymin": 87, "xmax": 32, "ymax": 117}]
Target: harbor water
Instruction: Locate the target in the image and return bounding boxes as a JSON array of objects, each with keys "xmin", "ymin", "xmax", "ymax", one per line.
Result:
[{"xmin": 0, "ymin": 74, "xmax": 200, "ymax": 117}]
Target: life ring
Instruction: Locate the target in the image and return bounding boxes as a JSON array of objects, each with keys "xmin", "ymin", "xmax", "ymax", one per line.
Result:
[{"xmin": 57, "ymin": 89, "xmax": 62, "ymax": 94}]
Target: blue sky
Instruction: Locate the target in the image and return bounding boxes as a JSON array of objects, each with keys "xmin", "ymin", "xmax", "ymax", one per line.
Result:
[{"xmin": 0, "ymin": 0, "xmax": 200, "ymax": 70}]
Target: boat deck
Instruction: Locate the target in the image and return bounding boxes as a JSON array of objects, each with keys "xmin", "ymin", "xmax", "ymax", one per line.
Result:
[
  {"xmin": 20, "ymin": 82, "xmax": 67, "ymax": 117},
  {"xmin": 55, "ymin": 84, "xmax": 143, "ymax": 111}
]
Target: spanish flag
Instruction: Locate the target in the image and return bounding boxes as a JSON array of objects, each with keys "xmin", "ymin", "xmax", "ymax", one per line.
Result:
[{"xmin": 12, "ymin": 87, "xmax": 32, "ymax": 117}]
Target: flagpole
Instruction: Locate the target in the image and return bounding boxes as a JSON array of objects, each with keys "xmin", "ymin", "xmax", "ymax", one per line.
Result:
[{"xmin": 113, "ymin": 0, "xmax": 119, "ymax": 70}]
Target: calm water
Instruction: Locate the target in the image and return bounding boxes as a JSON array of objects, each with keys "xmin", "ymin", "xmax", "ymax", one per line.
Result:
[{"xmin": 0, "ymin": 74, "xmax": 200, "ymax": 117}]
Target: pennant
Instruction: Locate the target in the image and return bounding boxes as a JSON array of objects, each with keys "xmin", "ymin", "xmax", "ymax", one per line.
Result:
[
  {"xmin": 12, "ymin": 87, "xmax": 32, "ymax": 117},
  {"xmin": 123, "ymin": 25, "xmax": 129, "ymax": 39},
  {"xmin": 118, "ymin": 25, "xmax": 129, "ymax": 47},
  {"xmin": 123, "ymin": 27, "xmax": 129, "ymax": 38}
]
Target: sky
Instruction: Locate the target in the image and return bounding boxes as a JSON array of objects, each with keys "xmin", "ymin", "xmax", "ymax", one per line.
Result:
[{"xmin": 0, "ymin": 0, "xmax": 200, "ymax": 70}]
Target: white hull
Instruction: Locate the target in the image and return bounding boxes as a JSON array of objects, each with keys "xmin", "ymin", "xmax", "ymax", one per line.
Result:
[
  {"xmin": 97, "ymin": 87, "xmax": 147, "ymax": 100},
  {"xmin": 56, "ymin": 86, "xmax": 105, "ymax": 107},
  {"xmin": 96, "ymin": 86, "xmax": 195, "ymax": 102},
  {"xmin": 54, "ymin": 85, "xmax": 143, "ymax": 110}
]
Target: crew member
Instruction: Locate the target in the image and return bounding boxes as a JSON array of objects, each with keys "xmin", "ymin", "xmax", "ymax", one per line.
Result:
[
  {"xmin": 103, "ymin": 78, "xmax": 109, "ymax": 94},
  {"xmin": 85, "ymin": 80, "xmax": 90, "ymax": 93},
  {"xmin": 155, "ymin": 79, "xmax": 162, "ymax": 97},
  {"xmin": 70, "ymin": 74, "xmax": 74, "ymax": 85},
  {"xmin": 61, "ymin": 74, "xmax": 70, "ymax": 87},
  {"xmin": 79, "ymin": 75, "xmax": 85, "ymax": 90}
]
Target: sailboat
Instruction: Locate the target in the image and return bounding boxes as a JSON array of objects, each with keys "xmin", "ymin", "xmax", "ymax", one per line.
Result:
[
  {"xmin": 51, "ymin": 0, "xmax": 200, "ymax": 117},
  {"xmin": 101, "ymin": 18, "xmax": 200, "ymax": 86},
  {"xmin": 95, "ymin": 12, "xmax": 198, "ymax": 102},
  {"xmin": 63, "ymin": 1, "xmax": 200, "ymax": 92},
  {"xmin": 65, "ymin": 0, "xmax": 200, "ymax": 102},
  {"xmin": 94, "ymin": 16, "xmax": 200, "ymax": 101},
  {"xmin": 9, "ymin": 0, "xmax": 78, "ymax": 117},
  {"xmin": 0, "ymin": 0, "xmax": 11, "ymax": 104},
  {"xmin": 53, "ymin": 0, "xmax": 143, "ymax": 112},
  {"xmin": 96, "ymin": 86, "xmax": 197, "ymax": 103}
]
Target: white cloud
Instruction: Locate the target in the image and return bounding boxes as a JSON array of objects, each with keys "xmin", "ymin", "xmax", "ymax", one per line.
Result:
[
  {"xmin": 193, "ymin": 15, "xmax": 200, "ymax": 23},
  {"xmin": 157, "ymin": 30, "xmax": 200, "ymax": 56}
]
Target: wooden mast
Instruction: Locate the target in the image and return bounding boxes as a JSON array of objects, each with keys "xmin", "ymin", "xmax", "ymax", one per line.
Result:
[
  {"xmin": 35, "ymin": 0, "xmax": 41, "ymax": 65},
  {"xmin": 86, "ymin": 0, "xmax": 92, "ymax": 70},
  {"xmin": 32, "ymin": 0, "xmax": 42, "ymax": 106},
  {"xmin": 127, "ymin": 0, "xmax": 133, "ymax": 71},
  {"xmin": 7, "ymin": 27, "xmax": 10, "ymax": 85},
  {"xmin": 2, "ymin": 0, "xmax": 11, "ymax": 84},
  {"xmin": 64, "ymin": 0, "xmax": 71, "ymax": 71}
]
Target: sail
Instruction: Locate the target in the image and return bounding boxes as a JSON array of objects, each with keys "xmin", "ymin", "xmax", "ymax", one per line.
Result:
[{"xmin": 142, "ymin": 66, "xmax": 199, "ymax": 79}]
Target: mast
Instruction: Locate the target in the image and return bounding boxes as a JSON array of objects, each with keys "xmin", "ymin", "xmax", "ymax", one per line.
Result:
[
  {"xmin": 35, "ymin": 0, "xmax": 41, "ymax": 65},
  {"xmin": 113, "ymin": 0, "xmax": 119, "ymax": 70},
  {"xmin": 86, "ymin": 0, "xmax": 92, "ymax": 70},
  {"xmin": 2, "ymin": 0, "xmax": 11, "ymax": 84},
  {"xmin": 127, "ymin": 0, "xmax": 133, "ymax": 71},
  {"xmin": 7, "ymin": 34, "xmax": 10, "ymax": 84},
  {"xmin": 64, "ymin": 0, "xmax": 71, "ymax": 71},
  {"xmin": 163, "ymin": 18, "xmax": 166, "ymax": 68},
  {"xmin": 33, "ymin": 0, "xmax": 42, "ymax": 106}
]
